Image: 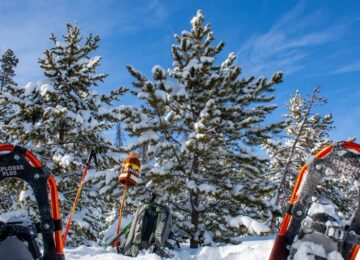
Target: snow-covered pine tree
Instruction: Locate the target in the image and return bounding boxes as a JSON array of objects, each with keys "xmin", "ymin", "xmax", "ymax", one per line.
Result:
[
  {"xmin": 0, "ymin": 49, "xmax": 18, "ymax": 91},
  {"xmin": 0, "ymin": 23, "xmax": 126, "ymax": 244},
  {"xmin": 0, "ymin": 49, "xmax": 18, "ymax": 143},
  {"xmin": 0, "ymin": 49, "xmax": 20, "ymax": 214},
  {"xmin": 263, "ymin": 88, "xmax": 334, "ymax": 219},
  {"xmin": 117, "ymin": 10, "xmax": 284, "ymax": 247}
]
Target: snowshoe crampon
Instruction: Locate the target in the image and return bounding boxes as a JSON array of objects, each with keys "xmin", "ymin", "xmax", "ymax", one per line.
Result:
[
  {"xmin": 0, "ymin": 144, "xmax": 65, "ymax": 260},
  {"xmin": 270, "ymin": 141, "xmax": 360, "ymax": 260}
]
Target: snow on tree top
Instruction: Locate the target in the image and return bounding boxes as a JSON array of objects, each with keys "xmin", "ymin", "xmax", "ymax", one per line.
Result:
[
  {"xmin": 86, "ymin": 56, "xmax": 102, "ymax": 69},
  {"xmin": 24, "ymin": 82, "xmax": 37, "ymax": 94},
  {"xmin": 190, "ymin": 10, "xmax": 204, "ymax": 28},
  {"xmin": 151, "ymin": 65, "xmax": 166, "ymax": 78},
  {"xmin": 39, "ymin": 83, "xmax": 55, "ymax": 96}
]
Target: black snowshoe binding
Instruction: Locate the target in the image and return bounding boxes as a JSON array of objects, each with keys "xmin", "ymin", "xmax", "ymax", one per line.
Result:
[
  {"xmin": 289, "ymin": 198, "xmax": 351, "ymax": 259},
  {"xmin": 270, "ymin": 141, "xmax": 360, "ymax": 260},
  {"xmin": 0, "ymin": 213, "xmax": 41, "ymax": 259},
  {"xmin": 0, "ymin": 144, "xmax": 65, "ymax": 260},
  {"xmin": 117, "ymin": 201, "xmax": 179, "ymax": 258}
]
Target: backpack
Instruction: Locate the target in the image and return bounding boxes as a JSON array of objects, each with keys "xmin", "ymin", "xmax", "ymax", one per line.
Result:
[{"xmin": 118, "ymin": 203, "xmax": 177, "ymax": 257}]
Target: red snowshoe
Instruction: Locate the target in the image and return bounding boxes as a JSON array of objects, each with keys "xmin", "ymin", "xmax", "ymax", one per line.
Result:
[
  {"xmin": 0, "ymin": 144, "xmax": 65, "ymax": 260},
  {"xmin": 270, "ymin": 141, "xmax": 360, "ymax": 260}
]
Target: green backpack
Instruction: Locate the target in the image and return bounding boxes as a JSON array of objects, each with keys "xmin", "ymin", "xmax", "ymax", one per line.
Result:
[{"xmin": 118, "ymin": 203, "xmax": 178, "ymax": 257}]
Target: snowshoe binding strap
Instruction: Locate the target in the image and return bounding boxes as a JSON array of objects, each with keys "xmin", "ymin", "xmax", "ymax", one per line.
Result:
[
  {"xmin": 301, "ymin": 218, "xmax": 345, "ymax": 241},
  {"xmin": 326, "ymin": 226, "xmax": 346, "ymax": 241},
  {"xmin": 0, "ymin": 221, "xmax": 41, "ymax": 259},
  {"xmin": 301, "ymin": 218, "xmax": 360, "ymax": 245},
  {"xmin": 154, "ymin": 206, "xmax": 171, "ymax": 248}
]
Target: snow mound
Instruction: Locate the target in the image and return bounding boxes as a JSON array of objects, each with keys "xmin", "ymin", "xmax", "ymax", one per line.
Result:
[
  {"xmin": 293, "ymin": 241, "xmax": 326, "ymax": 259},
  {"xmin": 0, "ymin": 209, "xmax": 29, "ymax": 222},
  {"xmin": 307, "ymin": 201, "xmax": 338, "ymax": 220},
  {"xmin": 65, "ymin": 246, "xmax": 160, "ymax": 259},
  {"xmin": 65, "ymin": 236, "xmax": 275, "ymax": 260},
  {"xmin": 328, "ymin": 251, "xmax": 345, "ymax": 260},
  {"xmin": 228, "ymin": 216, "xmax": 270, "ymax": 235}
]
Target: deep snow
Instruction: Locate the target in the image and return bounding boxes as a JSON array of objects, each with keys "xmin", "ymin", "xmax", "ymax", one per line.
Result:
[
  {"xmin": 65, "ymin": 236, "xmax": 275, "ymax": 260},
  {"xmin": 65, "ymin": 236, "xmax": 360, "ymax": 260}
]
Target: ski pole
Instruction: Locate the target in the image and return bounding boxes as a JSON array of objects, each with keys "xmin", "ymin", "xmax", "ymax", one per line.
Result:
[
  {"xmin": 114, "ymin": 181, "xmax": 127, "ymax": 248},
  {"xmin": 63, "ymin": 150, "xmax": 97, "ymax": 244},
  {"xmin": 113, "ymin": 152, "xmax": 141, "ymax": 248}
]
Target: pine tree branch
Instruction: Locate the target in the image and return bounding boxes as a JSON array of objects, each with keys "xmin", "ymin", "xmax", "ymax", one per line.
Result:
[
  {"xmin": 173, "ymin": 202, "xmax": 191, "ymax": 213},
  {"xmin": 149, "ymin": 87, "xmax": 188, "ymax": 176}
]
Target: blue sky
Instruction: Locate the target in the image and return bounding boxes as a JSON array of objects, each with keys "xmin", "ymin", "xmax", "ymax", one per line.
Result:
[{"xmin": 0, "ymin": 0, "xmax": 359, "ymax": 141}]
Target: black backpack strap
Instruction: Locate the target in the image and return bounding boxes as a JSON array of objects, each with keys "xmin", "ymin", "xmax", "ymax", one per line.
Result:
[
  {"xmin": 121, "ymin": 205, "xmax": 147, "ymax": 256},
  {"xmin": 120, "ymin": 203, "xmax": 173, "ymax": 257}
]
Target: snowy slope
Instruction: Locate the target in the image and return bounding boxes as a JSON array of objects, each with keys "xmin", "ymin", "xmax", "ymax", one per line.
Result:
[{"xmin": 65, "ymin": 236, "xmax": 275, "ymax": 260}]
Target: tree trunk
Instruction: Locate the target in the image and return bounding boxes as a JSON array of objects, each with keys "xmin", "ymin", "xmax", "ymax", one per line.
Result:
[
  {"xmin": 190, "ymin": 154, "xmax": 200, "ymax": 248},
  {"xmin": 141, "ymin": 142, "xmax": 148, "ymax": 163},
  {"xmin": 59, "ymin": 121, "xmax": 65, "ymax": 144},
  {"xmin": 190, "ymin": 192, "xmax": 199, "ymax": 248}
]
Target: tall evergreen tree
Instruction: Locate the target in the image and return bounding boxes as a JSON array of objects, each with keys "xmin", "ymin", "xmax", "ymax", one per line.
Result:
[
  {"xmin": 116, "ymin": 10, "xmax": 284, "ymax": 247},
  {"xmin": 0, "ymin": 49, "xmax": 18, "ymax": 90},
  {"xmin": 0, "ymin": 49, "xmax": 20, "ymax": 214},
  {"xmin": 0, "ymin": 23, "xmax": 126, "ymax": 244},
  {"xmin": 0, "ymin": 49, "xmax": 18, "ymax": 143},
  {"xmin": 263, "ymin": 88, "xmax": 334, "ymax": 222}
]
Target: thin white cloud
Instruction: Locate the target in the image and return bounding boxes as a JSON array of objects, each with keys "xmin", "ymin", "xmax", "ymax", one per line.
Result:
[
  {"xmin": 237, "ymin": 0, "xmax": 347, "ymax": 77},
  {"xmin": 330, "ymin": 61, "xmax": 360, "ymax": 75},
  {"xmin": 0, "ymin": 0, "xmax": 168, "ymax": 85}
]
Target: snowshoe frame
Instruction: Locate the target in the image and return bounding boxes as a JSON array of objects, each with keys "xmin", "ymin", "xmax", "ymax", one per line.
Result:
[
  {"xmin": 0, "ymin": 144, "xmax": 64, "ymax": 260},
  {"xmin": 270, "ymin": 141, "xmax": 360, "ymax": 260}
]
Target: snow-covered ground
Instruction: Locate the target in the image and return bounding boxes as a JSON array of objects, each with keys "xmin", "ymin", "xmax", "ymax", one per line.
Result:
[{"xmin": 65, "ymin": 236, "xmax": 274, "ymax": 260}]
